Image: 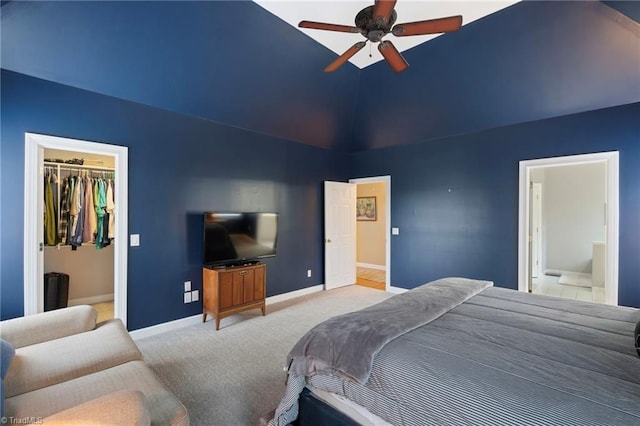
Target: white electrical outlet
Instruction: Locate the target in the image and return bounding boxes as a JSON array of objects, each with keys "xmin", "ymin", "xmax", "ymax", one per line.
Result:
[
  {"xmin": 191, "ymin": 290, "xmax": 199, "ymax": 301},
  {"xmin": 184, "ymin": 292, "xmax": 192, "ymax": 303},
  {"xmin": 307, "ymin": 269, "xmax": 312, "ymax": 278},
  {"xmin": 392, "ymin": 227, "xmax": 400, "ymax": 235},
  {"xmin": 184, "ymin": 281, "xmax": 191, "ymax": 292}
]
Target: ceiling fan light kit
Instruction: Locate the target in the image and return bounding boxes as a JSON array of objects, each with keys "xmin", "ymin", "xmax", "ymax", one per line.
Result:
[{"xmin": 299, "ymin": 0, "xmax": 463, "ymax": 73}]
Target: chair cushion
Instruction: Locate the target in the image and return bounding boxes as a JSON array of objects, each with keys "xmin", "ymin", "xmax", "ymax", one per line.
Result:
[
  {"xmin": 5, "ymin": 361, "xmax": 188, "ymax": 426},
  {"xmin": 4, "ymin": 319, "xmax": 142, "ymax": 398},
  {"xmin": 43, "ymin": 390, "xmax": 151, "ymax": 426},
  {"xmin": 0, "ymin": 305, "xmax": 97, "ymax": 349}
]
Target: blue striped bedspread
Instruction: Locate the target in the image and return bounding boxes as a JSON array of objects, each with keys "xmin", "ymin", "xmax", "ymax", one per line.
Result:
[{"xmin": 269, "ymin": 278, "xmax": 640, "ymax": 425}]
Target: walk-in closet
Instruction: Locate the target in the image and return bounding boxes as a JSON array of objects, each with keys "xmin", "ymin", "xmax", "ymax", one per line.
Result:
[{"xmin": 43, "ymin": 148, "xmax": 115, "ymax": 322}]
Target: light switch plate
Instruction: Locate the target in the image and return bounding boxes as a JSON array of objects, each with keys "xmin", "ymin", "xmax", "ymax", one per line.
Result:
[
  {"xmin": 184, "ymin": 281, "xmax": 191, "ymax": 292},
  {"xmin": 130, "ymin": 234, "xmax": 140, "ymax": 246},
  {"xmin": 392, "ymin": 227, "xmax": 400, "ymax": 235},
  {"xmin": 184, "ymin": 292, "xmax": 192, "ymax": 303},
  {"xmin": 191, "ymin": 290, "xmax": 199, "ymax": 301}
]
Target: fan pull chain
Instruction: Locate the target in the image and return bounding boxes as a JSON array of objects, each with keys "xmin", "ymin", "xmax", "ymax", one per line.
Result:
[{"xmin": 369, "ymin": 43, "xmax": 373, "ymax": 58}]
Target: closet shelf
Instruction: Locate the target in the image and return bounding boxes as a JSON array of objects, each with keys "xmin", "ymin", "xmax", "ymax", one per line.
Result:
[{"xmin": 44, "ymin": 161, "xmax": 114, "ymax": 172}]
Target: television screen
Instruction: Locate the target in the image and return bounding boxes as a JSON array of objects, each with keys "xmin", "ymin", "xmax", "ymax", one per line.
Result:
[{"xmin": 203, "ymin": 212, "xmax": 278, "ymax": 266}]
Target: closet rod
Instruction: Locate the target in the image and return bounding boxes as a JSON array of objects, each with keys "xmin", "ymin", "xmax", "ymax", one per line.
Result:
[{"xmin": 43, "ymin": 161, "xmax": 114, "ymax": 172}]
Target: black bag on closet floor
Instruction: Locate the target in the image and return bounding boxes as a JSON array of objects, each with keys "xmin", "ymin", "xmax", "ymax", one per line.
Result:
[{"xmin": 44, "ymin": 272, "xmax": 69, "ymax": 311}]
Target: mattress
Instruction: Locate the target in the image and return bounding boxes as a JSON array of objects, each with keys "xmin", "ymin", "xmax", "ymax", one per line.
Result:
[
  {"xmin": 306, "ymin": 386, "xmax": 391, "ymax": 426},
  {"xmin": 269, "ymin": 278, "xmax": 640, "ymax": 426}
]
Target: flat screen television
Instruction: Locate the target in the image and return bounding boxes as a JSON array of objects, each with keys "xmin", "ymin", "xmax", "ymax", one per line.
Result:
[{"xmin": 203, "ymin": 212, "xmax": 278, "ymax": 266}]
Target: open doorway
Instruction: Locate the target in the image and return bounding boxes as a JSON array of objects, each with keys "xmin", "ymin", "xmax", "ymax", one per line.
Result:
[
  {"xmin": 518, "ymin": 152, "xmax": 619, "ymax": 306},
  {"xmin": 349, "ymin": 176, "xmax": 390, "ymax": 292},
  {"xmin": 43, "ymin": 148, "xmax": 116, "ymax": 322},
  {"xmin": 24, "ymin": 133, "xmax": 129, "ymax": 326}
]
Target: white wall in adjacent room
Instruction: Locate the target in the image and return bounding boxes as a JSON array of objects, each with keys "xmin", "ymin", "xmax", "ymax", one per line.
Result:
[
  {"xmin": 356, "ymin": 182, "xmax": 386, "ymax": 267},
  {"xmin": 544, "ymin": 162, "xmax": 606, "ymax": 274},
  {"xmin": 44, "ymin": 245, "xmax": 114, "ymax": 302}
]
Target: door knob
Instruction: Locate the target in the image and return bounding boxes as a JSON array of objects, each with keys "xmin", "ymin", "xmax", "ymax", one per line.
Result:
[{"xmin": 326, "ymin": 239, "xmax": 332, "ymax": 243}]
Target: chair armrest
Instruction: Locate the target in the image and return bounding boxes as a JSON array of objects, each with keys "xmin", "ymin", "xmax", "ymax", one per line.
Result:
[
  {"xmin": 43, "ymin": 390, "xmax": 150, "ymax": 426},
  {"xmin": 0, "ymin": 306, "xmax": 97, "ymax": 349}
]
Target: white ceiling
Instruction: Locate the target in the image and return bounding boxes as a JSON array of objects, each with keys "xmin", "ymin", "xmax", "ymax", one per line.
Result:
[{"xmin": 254, "ymin": 1, "xmax": 519, "ymax": 69}]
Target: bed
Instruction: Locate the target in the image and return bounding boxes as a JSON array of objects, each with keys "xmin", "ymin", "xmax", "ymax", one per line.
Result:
[{"xmin": 268, "ymin": 277, "xmax": 640, "ymax": 426}]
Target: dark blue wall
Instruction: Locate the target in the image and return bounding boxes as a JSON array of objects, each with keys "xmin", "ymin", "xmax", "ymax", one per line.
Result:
[
  {"xmin": 352, "ymin": 1, "xmax": 640, "ymax": 152},
  {"xmin": 2, "ymin": 0, "xmax": 639, "ymax": 327},
  {"xmin": 0, "ymin": 70, "xmax": 349, "ymax": 327},
  {"xmin": 350, "ymin": 102, "xmax": 640, "ymax": 307},
  {"xmin": 1, "ymin": 0, "xmax": 360, "ymax": 150},
  {"xmin": 605, "ymin": 1, "xmax": 640, "ymax": 22}
]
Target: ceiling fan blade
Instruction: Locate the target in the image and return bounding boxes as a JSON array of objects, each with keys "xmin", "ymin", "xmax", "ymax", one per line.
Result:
[
  {"xmin": 325, "ymin": 41, "xmax": 367, "ymax": 72},
  {"xmin": 392, "ymin": 15, "xmax": 463, "ymax": 37},
  {"xmin": 373, "ymin": 0, "xmax": 397, "ymax": 26},
  {"xmin": 378, "ymin": 40, "xmax": 408, "ymax": 73},
  {"xmin": 299, "ymin": 20, "xmax": 360, "ymax": 33}
]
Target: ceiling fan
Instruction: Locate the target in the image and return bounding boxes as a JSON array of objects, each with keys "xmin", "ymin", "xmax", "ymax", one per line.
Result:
[{"xmin": 299, "ymin": 0, "xmax": 462, "ymax": 73}]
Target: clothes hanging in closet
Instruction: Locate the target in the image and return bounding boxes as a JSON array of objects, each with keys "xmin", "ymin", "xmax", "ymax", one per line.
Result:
[
  {"xmin": 45, "ymin": 167, "xmax": 115, "ymax": 249},
  {"xmin": 106, "ymin": 180, "xmax": 115, "ymax": 239},
  {"xmin": 58, "ymin": 176, "xmax": 70, "ymax": 244},
  {"xmin": 70, "ymin": 175, "xmax": 85, "ymax": 248},
  {"xmin": 44, "ymin": 172, "xmax": 58, "ymax": 246},
  {"xmin": 83, "ymin": 177, "xmax": 97, "ymax": 243}
]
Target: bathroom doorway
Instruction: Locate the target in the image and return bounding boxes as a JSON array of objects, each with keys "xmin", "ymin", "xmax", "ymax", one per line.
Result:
[{"xmin": 518, "ymin": 152, "xmax": 619, "ymax": 305}]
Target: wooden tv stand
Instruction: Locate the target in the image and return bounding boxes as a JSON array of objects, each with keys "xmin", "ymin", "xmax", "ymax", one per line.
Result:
[{"xmin": 202, "ymin": 262, "xmax": 266, "ymax": 330}]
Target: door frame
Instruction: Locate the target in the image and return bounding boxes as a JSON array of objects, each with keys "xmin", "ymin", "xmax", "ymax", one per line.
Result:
[
  {"xmin": 24, "ymin": 133, "xmax": 129, "ymax": 326},
  {"xmin": 530, "ymin": 182, "xmax": 542, "ymax": 279},
  {"xmin": 517, "ymin": 152, "xmax": 619, "ymax": 305},
  {"xmin": 349, "ymin": 175, "xmax": 391, "ymax": 291}
]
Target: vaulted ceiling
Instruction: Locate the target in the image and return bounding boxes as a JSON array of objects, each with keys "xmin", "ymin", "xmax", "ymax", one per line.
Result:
[
  {"xmin": 254, "ymin": 1, "xmax": 520, "ymax": 69},
  {"xmin": 2, "ymin": 1, "xmax": 639, "ymax": 152}
]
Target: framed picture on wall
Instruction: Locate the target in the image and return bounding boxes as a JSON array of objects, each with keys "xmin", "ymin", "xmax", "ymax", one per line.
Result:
[{"xmin": 356, "ymin": 196, "xmax": 377, "ymax": 221}]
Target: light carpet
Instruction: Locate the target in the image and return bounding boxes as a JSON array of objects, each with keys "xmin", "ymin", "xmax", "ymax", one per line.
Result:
[{"xmin": 135, "ymin": 285, "xmax": 392, "ymax": 426}]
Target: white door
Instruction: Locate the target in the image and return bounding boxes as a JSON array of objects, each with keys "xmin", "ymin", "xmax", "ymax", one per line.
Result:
[
  {"xmin": 531, "ymin": 183, "xmax": 542, "ymax": 278},
  {"xmin": 324, "ymin": 181, "xmax": 356, "ymax": 290}
]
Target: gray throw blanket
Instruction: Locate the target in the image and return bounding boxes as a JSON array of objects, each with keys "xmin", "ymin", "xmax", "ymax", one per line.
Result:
[{"xmin": 287, "ymin": 277, "xmax": 493, "ymax": 384}]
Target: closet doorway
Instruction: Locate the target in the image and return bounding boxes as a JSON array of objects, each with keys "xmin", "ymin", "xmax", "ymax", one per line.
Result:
[{"xmin": 24, "ymin": 133, "xmax": 129, "ymax": 326}]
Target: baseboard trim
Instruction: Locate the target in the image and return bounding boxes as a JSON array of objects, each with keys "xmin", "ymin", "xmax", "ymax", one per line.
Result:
[
  {"xmin": 129, "ymin": 314, "xmax": 202, "ymax": 340},
  {"xmin": 129, "ymin": 284, "xmax": 325, "ymax": 340},
  {"xmin": 387, "ymin": 286, "xmax": 408, "ymax": 294},
  {"xmin": 266, "ymin": 284, "xmax": 324, "ymax": 305},
  {"xmin": 356, "ymin": 262, "xmax": 386, "ymax": 271},
  {"xmin": 68, "ymin": 293, "xmax": 114, "ymax": 306}
]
